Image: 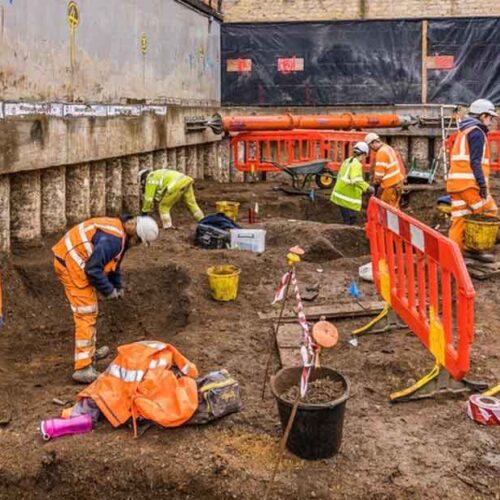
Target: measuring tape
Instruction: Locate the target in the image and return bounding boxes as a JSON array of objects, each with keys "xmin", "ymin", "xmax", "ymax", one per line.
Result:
[{"xmin": 467, "ymin": 394, "xmax": 500, "ymax": 425}]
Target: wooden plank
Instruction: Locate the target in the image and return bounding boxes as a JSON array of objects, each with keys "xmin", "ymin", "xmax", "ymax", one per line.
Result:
[
  {"xmin": 258, "ymin": 300, "xmax": 385, "ymax": 322},
  {"xmin": 276, "ymin": 323, "xmax": 302, "ymax": 348}
]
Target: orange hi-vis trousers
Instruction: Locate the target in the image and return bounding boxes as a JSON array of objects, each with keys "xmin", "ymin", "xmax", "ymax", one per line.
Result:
[
  {"xmin": 380, "ymin": 181, "xmax": 403, "ymax": 208},
  {"xmin": 449, "ymin": 187, "xmax": 498, "ymax": 251},
  {"xmin": 54, "ymin": 259, "xmax": 98, "ymax": 370}
]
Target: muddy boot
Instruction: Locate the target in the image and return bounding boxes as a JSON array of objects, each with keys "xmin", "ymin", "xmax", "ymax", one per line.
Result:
[
  {"xmin": 95, "ymin": 345, "xmax": 110, "ymax": 360},
  {"xmin": 463, "ymin": 250, "xmax": 495, "ymax": 263},
  {"xmin": 72, "ymin": 365, "xmax": 100, "ymax": 384}
]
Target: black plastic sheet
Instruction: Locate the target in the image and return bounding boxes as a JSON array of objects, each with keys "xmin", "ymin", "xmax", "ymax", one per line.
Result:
[
  {"xmin": 222, "ymin": 21, "xmax": 422, "ymax": 106},
  {"xmin": 428, "ymin": 18, "xmax": 500, "ymax": 104}
]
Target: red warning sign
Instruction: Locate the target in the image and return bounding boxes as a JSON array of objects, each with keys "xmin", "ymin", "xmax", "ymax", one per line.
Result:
[
  {"xmin": 426, "ymin": 55, "xmax": 455, "ymax": 70},
  {"xmin": 227, "ymin": 59, "xmax": 252, "ymax": 73},
  {"xmin": 277, "ymin": 57, "xmax": 304, "ymax": 74}
]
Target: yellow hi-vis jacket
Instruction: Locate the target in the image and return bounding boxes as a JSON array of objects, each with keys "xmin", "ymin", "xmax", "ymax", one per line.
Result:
[
  {"xmin": 142, "ymin": 169, "xmax": 193, "ymax": 213},
  {"xmin": 331, "ymin": 157, "xmax": 370, "ymax": 211}
]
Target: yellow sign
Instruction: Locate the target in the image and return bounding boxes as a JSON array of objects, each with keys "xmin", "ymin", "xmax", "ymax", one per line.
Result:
[
  {"xmin": 67, "ymin": 1, "xmax": 79, "ymax": 29},
  {"xmin": 140, "ymin": 34, "xmax": 148, "ymax": 55}
]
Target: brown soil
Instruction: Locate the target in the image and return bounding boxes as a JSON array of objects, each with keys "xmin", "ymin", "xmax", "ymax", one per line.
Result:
[
  {"xmin": 0, "ymin": 180, "xmax": 499, "ymax": 499},
  {"xmin": 281, "ymin": 378, "xmax": 345, "ymax": 404}
]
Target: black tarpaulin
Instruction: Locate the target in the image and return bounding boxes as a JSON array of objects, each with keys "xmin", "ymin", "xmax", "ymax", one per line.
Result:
[
  {"xmin": 221, "ymin": 21, "xmax": 422, "ymax": 106},
  {"xmin": 427, "ymin": 18, "xmax": 500, "ymax": 104}
]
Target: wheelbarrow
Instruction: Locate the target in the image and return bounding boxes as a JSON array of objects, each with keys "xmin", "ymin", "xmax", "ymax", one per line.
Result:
[{"xmin": 265, "ymin": 159, "xmax": 335, "ymax": 193}]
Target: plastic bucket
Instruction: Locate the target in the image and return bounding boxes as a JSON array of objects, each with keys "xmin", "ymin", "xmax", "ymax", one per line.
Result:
[
  {"xmin": 464, "ymin": 215, "xmax": 500, "ymax": 252},
  {"xmin": 270, "ymin": 367, "xmax": 350, "ymax": 460},
  {"xmin": 207, "ymin": 265, "xmax": 241, "ymax": 302},
  {"xmin": 216, "ymin": 201, "xmax": 240, "ymax": 222}
]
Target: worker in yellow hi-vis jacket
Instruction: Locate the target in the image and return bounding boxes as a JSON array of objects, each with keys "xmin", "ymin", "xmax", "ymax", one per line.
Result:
[{"xmin": 139, "ymin": 169, "xmax": 204, "ymax": 229}]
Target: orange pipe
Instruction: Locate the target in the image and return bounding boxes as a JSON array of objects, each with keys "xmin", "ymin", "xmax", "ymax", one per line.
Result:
[{"xmin": 223, "ymin": 112, "xmax": 414, "ymax": 132}]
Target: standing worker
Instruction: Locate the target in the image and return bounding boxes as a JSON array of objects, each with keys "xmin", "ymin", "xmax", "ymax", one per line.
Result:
[
  {"xmin": 52, "ymin": 215, "xmax": 159, "ymax": 383},
  {"xmin": 139, "ymin": 168, "xmax": 204, "ymax": 229},
  {"xmin": 446, "ymin": 99, "xmax": 498, "ymax": 254},
  {"xmin": 331, "ymin": 142, "xmax": 374, "ymax": 225},
  {"xmin": 365, "ymin": 133, "xmax": 405, "ymax": 208}
]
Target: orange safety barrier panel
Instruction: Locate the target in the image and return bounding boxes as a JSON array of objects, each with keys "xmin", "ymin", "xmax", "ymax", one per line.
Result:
[
  {"xmin": 446, "ymin": 130, "xmax": 500, "ymax": 172},
  {"xmin": 231, "ymin": 130, "xmax": 373, "ymax": 173},
  {"xmin": 366, "ymin": 197, "xmax": 475, "ymax": 381}
]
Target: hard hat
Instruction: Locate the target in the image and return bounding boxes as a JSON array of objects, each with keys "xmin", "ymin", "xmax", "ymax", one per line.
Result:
[
  {"xmin": 138, "ymin": 168, "xmax": 152, "ymax": 185},
  {"xmin": 364, "ymin": 133, "xmax": 380, "ymax": 145},
  {"xmin": 469, "ymin": 99, "xmax": 498, "ymax": 117},
  {"xmin": 353, "ymin": 141, "xmax": 369, "ymax": 155},
  {"xmin": 135, "ymin": 216, "xmax": 159, "ymax": 246}
]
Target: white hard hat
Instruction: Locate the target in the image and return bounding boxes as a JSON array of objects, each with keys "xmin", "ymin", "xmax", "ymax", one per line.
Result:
[
  {"xmin": 353, "ymin": 141, "xmax": 369, "ymax": 155},
  {"xmin": 135, "ymin": 216, "xmax": 159, "ymax": 246},
  {"xmin": 469, "ymin": 99, "xmax": 498, "ymax": 117},
  {"xmin": 364, "ymin": 133, "xmax": 381, "ymax": 145},
  {"xmin": 138, "ymin": 168, "xmax": 152, "ymax": 185}
]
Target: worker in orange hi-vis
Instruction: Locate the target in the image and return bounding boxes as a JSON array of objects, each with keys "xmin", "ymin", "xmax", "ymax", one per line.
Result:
[
  {"xmin": 446, "ymin": 99, "xmax": 498, "ymax": 256},
  {"xmin": 52, "ymin": 215, "xmax": 159, "ymax": 384},
  {"xmin": 365, "ymin": 133, "xmax": 405, "ymax": 208}
]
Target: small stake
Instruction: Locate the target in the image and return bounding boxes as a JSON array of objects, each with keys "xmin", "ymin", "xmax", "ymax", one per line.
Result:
[{"xmin": 264, "ymin": 395, "xmax": 301, "ymax": 500}]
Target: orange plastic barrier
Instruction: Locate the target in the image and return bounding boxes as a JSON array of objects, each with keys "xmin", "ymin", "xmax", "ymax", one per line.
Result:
[
  {"xmin": 366, "ymin": 197, "xmax": 475, "ymax": 380},
  {"xmin": 231, "ymin": 130, "xmax": 373, "ymax": 173},
  {"xmin": 446, "ymin": 130, "xmax": 500, "ymax": 171},
  {"xmin": 223, "ymin": 112, "xmax": 414, "ymax": 132}
]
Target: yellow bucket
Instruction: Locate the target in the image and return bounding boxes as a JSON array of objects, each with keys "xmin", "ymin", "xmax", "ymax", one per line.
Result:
[
  {"xmin": 464, "ymin": 215, "xmax": 500, "ymax": 252},
  {"xmin": 216, "ymin": 201, "xmax": 240, "ymax": 222},
  {"xmin": 207, "ymin": 265, "xmax": 241, "ymax": 302}
]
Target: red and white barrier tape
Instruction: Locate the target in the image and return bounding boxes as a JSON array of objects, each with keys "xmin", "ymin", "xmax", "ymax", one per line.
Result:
[
  {"xmin": 272, "ymin": 267, "xmax": 318, "ymax": 397},
  {"xmin": 467, "ymin": 395, "xmax": 500, "ymax": 425}
]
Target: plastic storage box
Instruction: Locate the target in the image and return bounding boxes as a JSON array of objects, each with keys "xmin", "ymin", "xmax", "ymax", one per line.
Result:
[{"xmin": 230, "ymin": 229, "xmax": 266, "ymax": 253}]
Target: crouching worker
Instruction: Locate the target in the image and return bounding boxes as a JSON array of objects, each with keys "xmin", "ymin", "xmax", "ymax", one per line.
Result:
[
  {"xmin": 139, "ymin": 168, "xmax": 204, "ymax": 229},
  {"xmin": 331, "ymin": 141, "xmax": 374, "ymax": 225},
  {"xmin": 446, "ymin": 99, "xmax": 498, "ymax": 254},
  {"xmin": 52, "ymin": 215, "xmax": 159, "ymax": 384}
]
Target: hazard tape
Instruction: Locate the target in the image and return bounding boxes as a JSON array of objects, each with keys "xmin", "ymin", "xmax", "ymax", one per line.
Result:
[{"xmin": 467, "ymin": 394, "xmax": 500, "ymax": 425}]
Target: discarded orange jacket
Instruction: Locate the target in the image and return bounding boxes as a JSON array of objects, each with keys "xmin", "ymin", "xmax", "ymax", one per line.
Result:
[{"xmin": 76, "ymin": 341, "xmax": 199, "ymax": 432}]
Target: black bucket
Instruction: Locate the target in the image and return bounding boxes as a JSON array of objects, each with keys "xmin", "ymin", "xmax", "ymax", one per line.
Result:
[{"xmin": 270, "ymin": 367, "xmax": 350, "ymax": 460}]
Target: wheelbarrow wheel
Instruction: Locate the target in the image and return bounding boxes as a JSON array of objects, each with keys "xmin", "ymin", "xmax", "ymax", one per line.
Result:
[{"xmin": 315, "ymin": 173, "xmax": 335, "ymax": 189}]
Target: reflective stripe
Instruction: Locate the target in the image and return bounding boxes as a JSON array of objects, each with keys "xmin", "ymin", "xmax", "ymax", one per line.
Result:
[
  {"xmin": 383, "ymin": 169, "xmax": 401, "ymax": 181},
  {"xmin": 75, "ymin": 339, "xmax": 94, "ymax": 348},
  {"xmin": 451, "ymin": 208, "xmax": 471, "ymax": 218},
  {"xmin": 350, "ymin": 176, "xmax": 364, "ymax": 183},
  {"xmin": 138, "ymin": 341, "xmax": 167, "ymax": 350},
  {"xmin": 149, "ymin": 358, "xmax": 168, "ymax": 369},
  {"xmin": 75, "ymin": 351, "xmax": 92, "ymax": 360},
  {"xmin": 374, "ymin": 172, "xmax": 385, "ymax": 177},
  {"xmin": 107, "ymin": 363, "xmax": 144, "ymax": 382},
  {"xmin": 94, "ymin": 224, "xmax": 124, "ymax": 237},
  {"xmin": 78, "ymin": 223, "xmax": 93, "ymax": 257},
  {"xmin": 180, "ymin": 363, "xmax": 190, "ymax": 375},
  {"xmin": 377, "ymin": 161, "xmax": 398, "ymax": 168},
  {"xmin": 65, "ymin": 234, "xmax": 86, "ymax": 270},
  {"xmin": 71, "ymin": 303, "xmax": 98, "ymax": 314},
  {"xmin": 470, "ymin": 199, "xmax": 487, "ymax": 210},
  {"xmin": 451, "ymin": 200, "xmax": 467, "ymax": 207},
  {"xmin": 450, "ymin": 155, "xmax": 470, "ymax": 161},
  {"xmin": 447, "ymin": 173, "xmax": 476, "ymax": 180},
  {"xmin": 332, "ymin": 192, "xmax": 362, "ymax": 205}
]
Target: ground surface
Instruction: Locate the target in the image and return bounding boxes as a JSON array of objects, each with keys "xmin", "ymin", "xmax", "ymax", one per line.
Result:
[{"xmin": 0, "ymin": 180, "xmax": 499, "ymax": 499}]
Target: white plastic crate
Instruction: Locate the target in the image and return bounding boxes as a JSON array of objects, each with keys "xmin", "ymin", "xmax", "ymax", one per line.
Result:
[{"xmin": 230, "ymin": 229, "xmax": 266, "ymax": 253}]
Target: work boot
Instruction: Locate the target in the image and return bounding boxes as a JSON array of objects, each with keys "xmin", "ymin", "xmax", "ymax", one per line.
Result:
[
  {"xmin": 95, "ymin": 345, "xmax": 110, "ymax": 360},
  {"xmin": 72, "ymin": 365, "xmax": 100, "ymax": 384}
]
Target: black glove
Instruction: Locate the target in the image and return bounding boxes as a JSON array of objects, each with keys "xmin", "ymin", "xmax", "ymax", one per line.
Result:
[
  {"xmin": 367, "ymin": 185, "xmax": 376, "ymax": 196},
  {"xmin": 479, "ymin": 185, "xmax": 488, "ymax": 200}
]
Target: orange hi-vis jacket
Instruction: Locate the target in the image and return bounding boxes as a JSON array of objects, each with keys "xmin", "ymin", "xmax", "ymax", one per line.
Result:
[
  {"xmin": 446, "ymin": 126, "xmax": 491, "ymax": 193},
  {"xmin": 373, "ymin": 144, "xmax": 405, "ymax": 189},
  {"xmin": 77, "ymin": 341, "xmax": 199, "ymax": 433},
  {"xmin": 52, "ymin": 217, "xmax": 126, "ymax": 289}
]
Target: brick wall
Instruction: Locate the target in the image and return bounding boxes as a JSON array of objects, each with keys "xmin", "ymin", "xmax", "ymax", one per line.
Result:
[{"xmin": 222, "ymin": 0, "xmax": 500, "ymax": 22}]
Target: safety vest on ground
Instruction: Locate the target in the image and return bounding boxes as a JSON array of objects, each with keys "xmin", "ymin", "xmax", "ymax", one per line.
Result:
[
  {"xmin": 331, "ymin": 157, "xmax": 369, "ymax": 211},
  {"xmin": 142, "ymin": 169, "xmax": 193, "ymax": 213},
  {"xmin": 446, "ymin": 126, "xmax": 491, "ymax": 193},
  {"xmin": 77, "ymin": 341, "xmax": 199, "ymax": 432},
  {"xmin": 52, "ymin": 217, "xmax": 126, "ymax": 289},
  {"xmin": 373, "ymin": 144, "xmax": 404, "ymax": 188}
]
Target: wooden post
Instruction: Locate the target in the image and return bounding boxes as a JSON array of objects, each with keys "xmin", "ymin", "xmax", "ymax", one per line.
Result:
[{"xmin": 422, "ymin": 20, "xmax": 428, "ymax": 105}]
